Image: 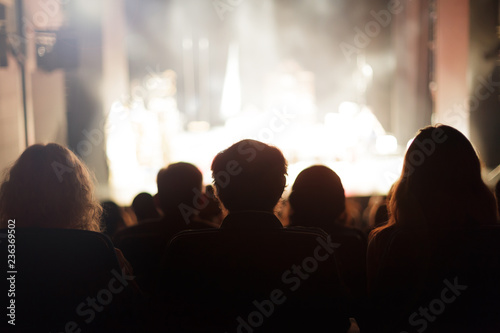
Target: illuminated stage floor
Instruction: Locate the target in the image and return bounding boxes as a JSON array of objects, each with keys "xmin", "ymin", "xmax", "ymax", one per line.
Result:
[{"xmin": 101, "ymin": 128, "xmax": 404, "ymax": 206}]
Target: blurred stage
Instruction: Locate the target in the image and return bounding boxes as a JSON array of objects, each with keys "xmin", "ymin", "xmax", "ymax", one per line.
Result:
[
  {"xmin": 103, "ymin": 66, "xmax": 403, "ymax": 204},
  {"xmin": 2, "ymin": 0, "xmax": 499, "ymax": 207}
]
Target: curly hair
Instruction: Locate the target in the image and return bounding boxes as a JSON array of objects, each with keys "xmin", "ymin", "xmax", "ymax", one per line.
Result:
[{"xmin": 0, "ymin": 143, "xmax": 102, "ymax": 231}]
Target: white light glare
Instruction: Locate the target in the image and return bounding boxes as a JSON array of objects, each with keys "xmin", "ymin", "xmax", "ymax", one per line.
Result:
[
  {"xmin": 362, "ymin": 64, "xmax": 373, "ymax": 77},
  {"xmin": 338, "ymin": 101, "xmax": 359, "ymax": 116},
  {"xmin": 376, "ymin": 135, "xmax": 398, "ymax": 155}
]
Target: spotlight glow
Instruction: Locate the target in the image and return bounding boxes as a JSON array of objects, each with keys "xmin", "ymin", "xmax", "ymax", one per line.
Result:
[{"xmin": 376, "ymin": 135, "xmax": 398, "ymax": 155}]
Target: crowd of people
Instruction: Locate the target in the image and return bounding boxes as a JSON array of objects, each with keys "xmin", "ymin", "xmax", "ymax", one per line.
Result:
[{"xmin": 0, "ymin": 124, "xmax": 499, "ymax": 332}]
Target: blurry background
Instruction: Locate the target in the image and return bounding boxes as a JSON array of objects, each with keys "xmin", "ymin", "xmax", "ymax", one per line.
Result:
[{"xmin": 0, "ymin": 0, "xmax": 499, "ymax": 204}]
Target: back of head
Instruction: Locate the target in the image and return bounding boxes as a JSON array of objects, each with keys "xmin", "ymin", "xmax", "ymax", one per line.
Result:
[
  {"xmin": 101, "ymin": 200, "xmax": 124, "ymax": 236},
  {"xmin": 156, "ymin": 162, "xmax": 202, "ymax": 215},
  {"xmin": 0, "ymin": 143, "xmax": 102, "ymax": 231},
  {"xmin": 403, "ymin": 125, "xmax": 481, "ymax": 191},
  {"xmin": 288, "ymin": 165, "xmax": 345, "ymax": 227},
  {"xmin": 211, "ymin": 139, "xmax": 287, "ymax": 212},
  {"xmin": 379, "ymin": 125, "xmax": 497, "ymax": 233},
  {"xmin": 132, "ymin": 192, "xmax": 159, "ymax": 222}
]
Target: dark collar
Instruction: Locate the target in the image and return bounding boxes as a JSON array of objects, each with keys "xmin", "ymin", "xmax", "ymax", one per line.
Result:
[{"xmin": 220, "ymin": 211, "xmax": 283, "ymax": 230}]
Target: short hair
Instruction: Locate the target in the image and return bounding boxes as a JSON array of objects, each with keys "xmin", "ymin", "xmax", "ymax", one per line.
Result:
[
  {"xmin": 132, "ymin": 192, "xmax": 159, "ymax": 221},
  {"xmin": 211, "ymin": 139, "xmax": 287, "ymax": 212},
  {"xmin": 288, "ymin": 165, "xmax": 345, "ymax": 225},
  {"xmin": 156, "ymin": 162, "xmax": 203, "ymax": 214},
  {"xmin": 0, "ymin": 143, "xmax": 102, "ymax": 231}
]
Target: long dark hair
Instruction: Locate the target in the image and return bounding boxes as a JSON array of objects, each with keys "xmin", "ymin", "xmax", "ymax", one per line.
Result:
[{"xmin": 371, "ymin": 125, "xmax": 497, "ymax": 238}]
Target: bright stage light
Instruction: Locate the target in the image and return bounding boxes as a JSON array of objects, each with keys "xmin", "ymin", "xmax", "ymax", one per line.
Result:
[
  {"xmin": 376, "ymin": 135, "xmax": 398, "ymax": 155},
  {"xmin": 187, "ymin": 121, "xmax": 210, "ymax": 132},
  {"xmin": 407, "ymin": 138, "xmax": 414, "ymax": 149},
  {"xmin": 362, "ymin": 64, "xmax": 373, "ymax": 77},
  {"xmin": 338, "ymin": 101, "xmax": 359, "ymax": 116}
]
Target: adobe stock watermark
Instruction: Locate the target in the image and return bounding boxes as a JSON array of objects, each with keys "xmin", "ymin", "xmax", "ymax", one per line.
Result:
[
  {"xmin": 130, "ymin": 64, "xmax": 166, "ymax": 101},
  {"xmin": 212, "ymin": 0, "xmax": 244, "ymax": 21},
  {"xmin": 50, "ymin": 122, "xmax": 107, "ymax": 183},
  {"xmin": 228, "ymin": 235, "xmax": 340, "ymax": 333},
  {"xmin": 381, "ymin": 127, "xmax": 449, "ymax": 188},
  {"xmin": 438, "ymin": 72, "xmax": 500, "ymax": 128},
  {"xmin": 401, "ymin": 127, "xmax": 447, "ymax": 179},
  {"xmin": 401, "ymin": 277, "xmax": 467, "ymax": 333},
  {"xmin": 8, "ymin": 0, "xmax": 71, "ymax": 62},
  {"xmin": 382, "ymin": 71, "xmax": 500, "ymax": 188},
  {"xmin": 340, "ymin": 0, "xmax": 404, "ymax": 62},
  {"xmin": 177, "ymin": 140, "xmax": 264, "ymax": 224},
  {"xmin": 51, "ymin": 268, "xmax": 135, "ymax": 333}
]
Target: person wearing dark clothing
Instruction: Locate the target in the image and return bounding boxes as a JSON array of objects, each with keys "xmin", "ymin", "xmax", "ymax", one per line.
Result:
[
  {"xmin": 156, "ymin": 140, "xmax": 350, "ymax": 332},
  {"xmin": 288, "ymin": 165, "xmax": 367, "ymax": 318},
  {"xmin": 0, "ymin": 143, "xmax": 141, "ymax": 332},
  {"xmin": 113, "ymin": 162, "xmax": 216, "ymax": 294},
  {"xmin": 364, "ymin": 125, "xmax": 499, "ymax": 332}
]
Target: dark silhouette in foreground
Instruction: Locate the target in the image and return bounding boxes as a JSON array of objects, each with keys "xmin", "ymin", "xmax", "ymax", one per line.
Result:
[
  {"xmin": 113, "ymin": 162, "xmax": 215, "ymax": 294},
  {"xmin": 364, "ymin": 125, "xmax": 500, "ymax": 332},
  {"xmin": 0, "ymin": 143, "xmax": 141, "ymax": 332},
  {"xmin": 155, "ymin": 140, "xmax": 350, "ymax": 332},
  {"xmin": 288, "ymin": 165, "xmax": 367, "ymax": 317}
]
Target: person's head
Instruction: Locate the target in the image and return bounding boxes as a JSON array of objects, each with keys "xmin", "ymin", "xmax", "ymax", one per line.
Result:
[
  {"xmin": 374, "ymin": 125, "xmax": 496, "ymax": 235},
  {"xmin": 288, "ymin": 165, "xmax": 345, "ymax": 227},
  {"xmin": 0, "ymin": 143, "xmax": 102, "ymax": 231},
  {"xmin": 132, "ymin": 192, "xmax": 160, "ymax": 222},
  {"xmin": 211, "ymin": 139, "xmax": 287, "ymax": 213},
  {"xmin": 198, "ymin": 185, "xmax": 223, "ymax": 225},
  {"xmin": 156, "ymin": 162, "xmax": 203, "ymax": 216},
  {"xmin": 100, "ymin": 201, "xmax": 125, "ymax": 236}
]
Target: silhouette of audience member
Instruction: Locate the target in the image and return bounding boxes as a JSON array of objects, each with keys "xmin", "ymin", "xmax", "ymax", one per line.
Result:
[
  {"xmin": 198, "ymin": 184, "xmax": 223, "ymax": 226},
  {"xmin": 115, "ymin": 162, "xmax": 216, "ymax": 240},
  {"xmin": 287, "ymin": 165, "xmax": 367, "ymax": 315},
  {"xmin": 0, "ymin": 143, "xmax": 134, "ymax": 269},
  {"xmin": 0, "ymin": 143, "xmax": 102, "ymax": 231},
  {"xmin": 211, "ymin": 140, "xmax": 287, "ymax": 213},
  {"xmin": 157, "ymin": 140, "xmax": 350, "ymax": 332},
  {"xmin": 364, "ymin": 125, "xmax": 498, "ymax": 332},
  {"xmin": 131, "ymin": 192, "xmax": 160, "ymax": 223},
  {"xmin": 0, "ymin": 143, "xmax": 140, "ymax": 330},
  {"xmin": 101, "ymin": 200, "xmax": 126, "ymax": 237},
  {"xmin": 113, "ymin": 162, "xmax": 216, "ymax": 293}
]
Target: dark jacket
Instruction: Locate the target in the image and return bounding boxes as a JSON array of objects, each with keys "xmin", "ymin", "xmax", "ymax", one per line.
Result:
[{"xmin": 155, "ymin": 211, "xmax": 351, "ymax": 332}]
